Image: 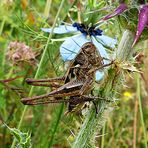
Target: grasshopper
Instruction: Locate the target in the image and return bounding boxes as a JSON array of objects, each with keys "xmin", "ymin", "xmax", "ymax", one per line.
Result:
[{"xmin": 21, "ymin": 42, "xmax": 112, "ymax": 113}]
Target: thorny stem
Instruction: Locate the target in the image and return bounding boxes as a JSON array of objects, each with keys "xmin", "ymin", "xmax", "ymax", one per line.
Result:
[
  {"xmin": 11, "ymin": 0, "xmax": 66, "ymax": 147},
  {"xmin": 136, "ymin": 73, "xmax": 148, "ymax": 148},
  {"xmin": 72, "ymin": 30, "xmax": 135, "ymax": 147}
]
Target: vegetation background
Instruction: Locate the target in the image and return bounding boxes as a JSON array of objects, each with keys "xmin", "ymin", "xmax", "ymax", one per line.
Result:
[{"xmin": 0, "ymin": 0, "xmax": 147, "ymax": 147}]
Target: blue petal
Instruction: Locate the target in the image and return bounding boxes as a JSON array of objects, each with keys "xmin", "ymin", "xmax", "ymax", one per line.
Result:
[
  {"xmin": 60, "ymin": 34, "xmax": 111, "ymax": 63},
  {"xmin": 60, "ymin": 34, "xmax": 89, "ymax": 61},
  {"xmin": 91, "ymin": 36, "xmax": 109, "ymax": 64},
  {"xmin": 95, "ymin": 35, "xmax": 117, "ymax": 48},
  {"xmin": 41, "ymin": 25, "xmax": 78, "ymax": 34},
  {"xmin": 95, "ymin": 71, "xmax": 104, "ymax": 81}
]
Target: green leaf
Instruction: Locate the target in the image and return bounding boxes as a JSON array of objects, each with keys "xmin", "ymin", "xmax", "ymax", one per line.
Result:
[{"xmin": 5, "ymin": 124, "xmax": 32, "ymax": 148}]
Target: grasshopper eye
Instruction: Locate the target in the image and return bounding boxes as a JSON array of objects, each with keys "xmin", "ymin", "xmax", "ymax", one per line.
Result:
[
  {"xmin": 82, "ymin": 43, "xmax": 96, "ymax": 54},
  {"xmin": 83, "ymin": 45, "xmax": 91, "ymax": 49},
  {"xmin": 82, "ymin": 43, "xmax": 92, "ymax": 52}
]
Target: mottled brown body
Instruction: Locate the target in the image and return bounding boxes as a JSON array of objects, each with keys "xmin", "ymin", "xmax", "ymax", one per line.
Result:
[{"xmin": 21, "ymin": 42, "xmax": 110, "ymax": 113}]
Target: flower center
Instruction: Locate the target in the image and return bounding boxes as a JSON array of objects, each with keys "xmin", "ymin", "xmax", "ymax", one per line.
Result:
[{"xmin": 73, "ymin": 22, "xmax": 103, "ymax": 36}]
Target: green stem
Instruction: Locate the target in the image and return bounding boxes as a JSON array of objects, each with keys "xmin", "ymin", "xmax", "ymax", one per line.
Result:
[
  {"xmin": 136, "ymin": 74, "xmax": 148, "ymax": 148},
  {"xmin": 44, "ymin": 0, "xmax": 52, "ymax": 18},
  {"xmin": 0, "ymin": 18, "xmax": 5, "ymax": 36},
  {"xmin": 72, "ymin": 30, "xmax": 135, "ymax": 148},
  {"xmin": 11, "ymin": 0, "xmax": 66, "ymax": 147},
  {"xmin": 7, "ymin": 67, "xmax": 14, "ymax": 79},
  {"xmin": 48, "ymin": 104, "xmax": 64, "ymax": 148},
  {"xmin": 101, "ymin": 123, "xmax": 106, "ymax": 148}
]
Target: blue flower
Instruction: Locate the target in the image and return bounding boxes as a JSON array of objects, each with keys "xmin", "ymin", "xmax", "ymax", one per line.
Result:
[{"xmin": 42, "ymin": 23, "xmax": 117, "ymax": 80}]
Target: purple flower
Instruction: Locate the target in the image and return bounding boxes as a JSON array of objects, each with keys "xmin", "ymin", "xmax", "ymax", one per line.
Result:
[
  {"xmin": 100, "ymin": 3, "xmax": 128, "ymax": 22},
  {"xmin": 132, "ymin": 5, "xmax": 148, "ymax": 47},
  {"xmin": 99, "ymin": 2, "xmax": 147, "ymax": 47}
]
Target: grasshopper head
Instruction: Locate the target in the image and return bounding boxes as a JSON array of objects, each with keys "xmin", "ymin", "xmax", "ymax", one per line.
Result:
[
  {"xmin": 82, "ymin": 42, "xmax": 96, "ymax": 55},
  {"xmin": 81, "ymin": 42, "xmax": 103, "ymax": 66}
]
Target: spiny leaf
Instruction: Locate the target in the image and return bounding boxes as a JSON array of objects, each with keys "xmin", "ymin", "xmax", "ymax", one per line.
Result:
[{"xmin": 4, "ymin": 124, "xmax": 32, "ymax": 148}]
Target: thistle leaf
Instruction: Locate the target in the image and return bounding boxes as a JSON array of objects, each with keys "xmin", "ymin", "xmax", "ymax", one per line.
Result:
[{"xmin": 5, "ymin": 124, "xmax": 32, "ymax": 148}]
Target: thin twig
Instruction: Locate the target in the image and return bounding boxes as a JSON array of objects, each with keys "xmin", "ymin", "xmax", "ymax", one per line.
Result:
[
  {"xmin": 136, "ymin": 73, "xmax": 148, "ymax": 148},
  {"xmin": 133, "ymin": 97, "xmax": 138, "ymax": 148}
]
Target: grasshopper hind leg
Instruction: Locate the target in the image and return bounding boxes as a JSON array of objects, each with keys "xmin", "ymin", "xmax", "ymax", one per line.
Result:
[{"xmin": 25, "ymin": 76, "xmax": 65, "ymax": 87}]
